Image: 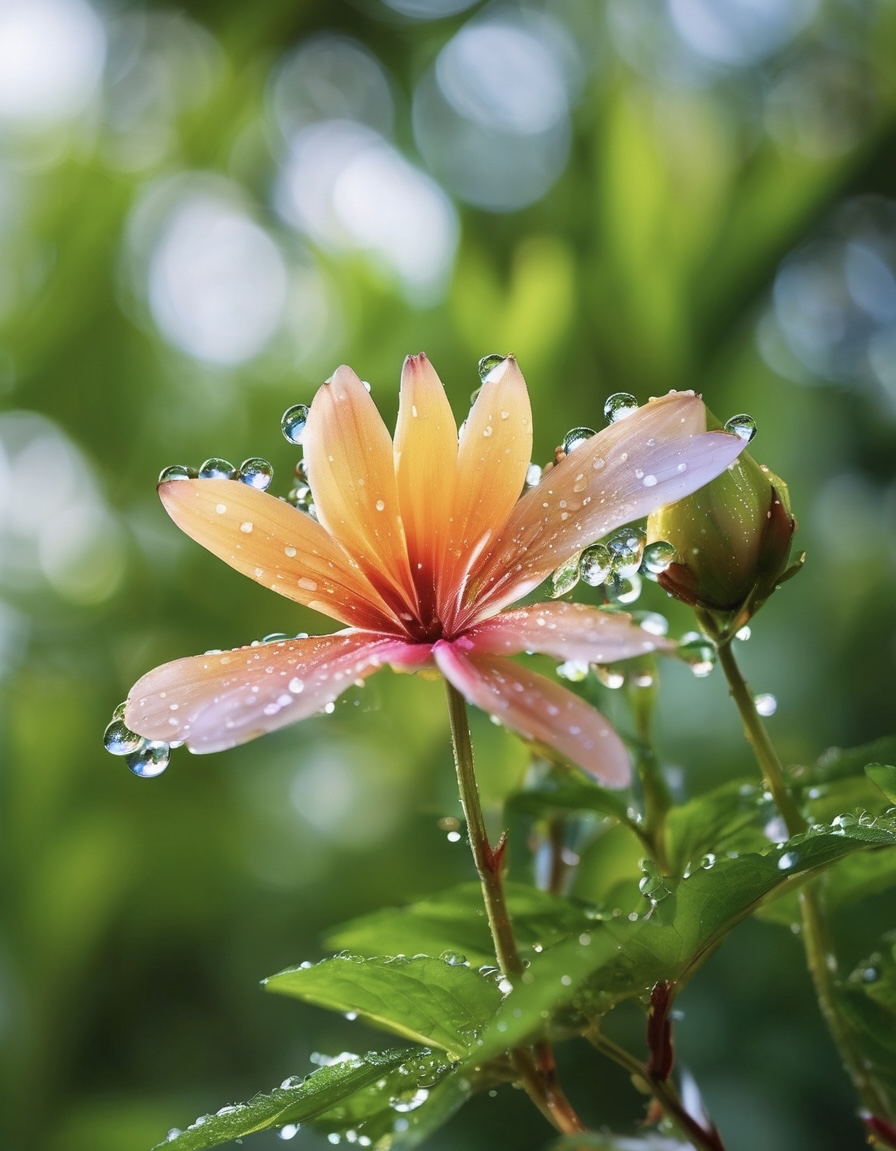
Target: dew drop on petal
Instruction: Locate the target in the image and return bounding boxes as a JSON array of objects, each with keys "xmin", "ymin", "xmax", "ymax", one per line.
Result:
[
  {"xmin": 281, "ymin": 404, "xmax": 310, "ymax": 445},
  {"xmin": 562, "ymin": 426, "xmax": 597, "ymax": 454},
  {"xmin": 579, "ymin": 543, "xmax": 612, "ymax": 586},
  {"xmin": 724, "ymin": 413, "xmax": 757, "ymax": 442},
  {"xmin": 607, "ymin": 527, "xmax": 646, "ymax": 577},
  {"xmin": 126, "ymin": 741, "xmax": 170, "ymax": 778},
  {"xmin": 547, "ymin": 553, "xmax": 581, "ymax": 598},
  {"xmin": 238, "ymin": 458, "xmax": 274, "ymax": 489},
  {"xmin": 603, "ymin": 393, "xmax": 639, "ymax": 423},
  {"xmin": 240, "ymin": 522, "xmax": 254, "ymax": 533},
  {"xmin": 477, "ymin": 353, "xmax": 505, "ymax": 381},
  {"xmin": 525, "ymin": 463, "xmax": 543, "ymax": 487},
  {"xmin": 642, "ymin": 540, "xmax": 676, "ymax": 575},
  {"xmin": 103, "ymin": 717, "xmax": 144, "ymax": 756},
  {"xmin": 158, "ymin": 464, "xmax": 197, "ymax": 483},
  {"xmin": 199, "ymin": 458, "xmax": 237, "ymax": 480}
]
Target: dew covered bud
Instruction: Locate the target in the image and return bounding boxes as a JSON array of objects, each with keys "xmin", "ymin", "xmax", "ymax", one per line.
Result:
[{"xmin": 646, "ymin": 424, "xmax": 801, "ymax": 625}]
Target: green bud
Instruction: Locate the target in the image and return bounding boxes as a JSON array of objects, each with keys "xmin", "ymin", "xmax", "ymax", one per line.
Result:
[{"xmin": 646, "ymin": 439, "xmax": 801, "ymax": 626}]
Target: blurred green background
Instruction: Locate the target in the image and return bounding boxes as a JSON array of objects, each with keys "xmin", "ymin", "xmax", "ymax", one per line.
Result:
[{"xmin": 1, "ymin": 1, "xmax": 895, "ymax": 1149}]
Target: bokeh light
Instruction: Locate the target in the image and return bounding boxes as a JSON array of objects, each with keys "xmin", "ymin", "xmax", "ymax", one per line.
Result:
[
  {"xmin": 0, "ymin": 0, "xmax": 105, "ymax": 129},
  {"xmin": 413, "ymin": 10, "xmax": 578, "ymax": 210},
  {"xmin": 275, "ymin": 119, "xmax": 458, "ymax": 302},
  {"xmin": 127, "ymin": 174, "xmax": 288, "ymax": 366}
]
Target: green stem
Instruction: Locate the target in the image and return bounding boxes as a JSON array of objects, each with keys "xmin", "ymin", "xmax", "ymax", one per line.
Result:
[
  {"xmin": 711, "ymin": 629, "xmax": 892, "ymax": 1123},
  {"xmin": 588, "ymin": 1030, "xmax": 727, "ymax": 1151},
  {"xmin": 444, "ymin": 682, "xmax": 586, "ymax": 1136}
]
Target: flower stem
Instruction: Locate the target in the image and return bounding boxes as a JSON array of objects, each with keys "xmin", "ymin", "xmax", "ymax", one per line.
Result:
[
  {"xmin": 443, "ymin": 681, "xmax": 586, "ymax": 1136},
  {"xmin": 710, "ymin": 628, "xmax": 893, "ymax": 1124},
  {"xmin": 588, "ymin": 1030, "xmax": 727, "ymax": 1151},
  {"xmin": 444, "ymin": 680, "xmax": 523, "ymax": 980}
]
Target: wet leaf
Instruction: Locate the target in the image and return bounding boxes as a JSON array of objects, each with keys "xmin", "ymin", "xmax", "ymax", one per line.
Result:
[
  {"xmin": 837, "ymin": 938, "xmax": 896, "ymax": 1115},
  {"xmin": 472, "ymin": 817, "xmax": 896, "ymax": 1060},
  {"xmin": 664, "ymin": 778, "xmax": 777, "ymax": 872},
  {"xmin": 325, "ymin": 882, "xmax": 597, "ymax": 967},
  {"xmin": 506, "ymin": 775, "xmax": 632, "ymax": 824},
  {"xmin": 151, "ymin": 1049, "xmax": 408, "ymax": 1150},
  {"xmin": 866, "ymin": 763, "xmax": 896, "ymax": 806},
  {"xmin": 265, "ymin": 954, "xmax": 503, "ymax": 1058}
]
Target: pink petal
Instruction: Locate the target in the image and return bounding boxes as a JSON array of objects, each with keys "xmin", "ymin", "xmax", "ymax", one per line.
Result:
[
  {"xmin": 159, "ymin": 479, "xmax": 398, "ymax": 631},
  {"xmin": 442, "ymin": 356, "xmax": 532, "ymax": 628},
  {"xmin": 125, "ymin": 632, "xmax": 422, "ymax": 754},
  {"xmin": 462, "ymin": 602, "xmax": 672, "ymax": 663},
  {"xmin": 303, "ymin": 365, "xmax": 419, "ymax": 620},
  {"xmin": 464, "ymin": 392, "xmax": 745, "ymax": 623},
  {"xmin": 433, "ymin": 642, "xmax": 631, "ymax": 787}
]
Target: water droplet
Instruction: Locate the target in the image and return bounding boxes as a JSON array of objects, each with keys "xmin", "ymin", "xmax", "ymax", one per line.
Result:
[
  {"xmin": 641, "ymin": 540, "xmax": 676, "ymax": 575},
  {"xmin": 607, "ymin": 526, "xmax": 646, "ymax": 577},
  {"xmin": 279, "ymin": 1124, "xmax": 300, "ymax": 1140},
  {"xmin": 263, "ymin": 632, "xmax": 290, "ymax": 643},
  {"xmin": 557, "ymin": 659, "xmax": 589, "ymax": 682},
  {"xmin": 603, "ymin": 392, "xmax": 639, "ymax": 423},
  {"xmin": 525, "ymin": 463, "xmax": 542, "ymax": 487},
  {"xmin": 280, "ymin": 1076, "xmax": 303, "ymax": 1090},
  {"xmin": 439, "ymin": 950, "xmax": 468, "ymax": 966},
  {"xmin": 754, "ymin": 693, "xmax": 777, "ymax": 717},
  {"xmin": 595, "ymin": 665, "xmax": 625, "ymax": 689},
  {"xmin": 547, "ymin": 553, "xmax": 581, "ymax": 598},
  {"xmin": 562, "ymin": 426, "xmax": 597, "ymax": 454},
  {"xmin": 605, "ymin": 572, "xmax": 642, "ymax": 605},
  {"xmin": 103, "ymin": 717, "xmax": 144, "ymax": 756},
  {"xmin": 158, "ymin": 464, "xmax": 196, "ymax": 483},
  {"xmin": 390, "ymin": 1088, "xmax": 429, "ymax": 1113},
  {"xmin": 375, "ymin": 499, "xmax": 386, "ymax": 511},
  {"xmin": 735, "ymin": 625, "xmax": 752, "ymax": 641},
  {"xmin": 700, "ymin": 852, "xmax": 716, "ymax": 870},
  {"xmin": 679, "ymin": 633, "xmax": 716, "ymax": 677},
  {"xmin": 778, "ymin": 851, "xmax": 799, "ymax": 871},
  {"xmin": 636, "ymin": 611, "xmax": 669, "ymax": 636},
  {"xmin": 281, "ymin": 404, "xmax": 310, "ymax": 444},
  {"xmin": 638, "ymin": 858, "xmax": 672, "ymax": 902},
  {"xmin": 199, "ymin": 458, "xmax": 237, "ymax": 480},
  {"xmin": 579, "ymin": 543, "xmax": 612, "ymax": 586},
  {"xmin": 238, "ymin": 458, "xmax": 274, "ymax": 490},
  {"xmin": 166, "ymin": 1130, "xmax": 182, "ymax": 1143},
  {"xmin": 832, "ymin": 812, "xmax": 858, "ymax": 832},
  {"xmin": 126, "ymin": 741, "xmax": 170, "ymax": 778},
  {"xmin": 724, "ymin": 413, "xmax": 757, "ymax": 442},
  {"xmin": 477, "ymin": 353, "xmax": 505, "ymax": 381}
]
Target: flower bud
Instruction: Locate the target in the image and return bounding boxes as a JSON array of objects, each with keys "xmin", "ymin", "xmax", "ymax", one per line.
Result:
[{"xmin": 646, "ymin": 434, "xmax": 801, "ymax": 624}]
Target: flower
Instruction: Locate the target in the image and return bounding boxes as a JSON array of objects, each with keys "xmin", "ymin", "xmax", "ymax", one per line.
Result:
[{"xmin": 124, "ymin": 355, "xmax": 744, "ymax": 785}]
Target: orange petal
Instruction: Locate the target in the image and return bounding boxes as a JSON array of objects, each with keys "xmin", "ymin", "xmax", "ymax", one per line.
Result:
[
  {"xmin": 159, "ymin": 479, "xmax": 397, "ymax": 631},
  {"xmin": 304, "ymin": 365, "xmax": 418, "ymax": 619},
  {"xmin": 442, "ymin": 356, "xmax": 532, "ymax": 624},
  {"xmin": 464, "ymin": 602, "xmax": 672, "ymax": 663},
  {"xmin": 393, "ymin": 354, "xmax": 458, "ymax": 625},
  {"xmin": 434, "ymin": 644, "xmax": 630, "ymax": 787},
  {"xmin": 466, "ymin": 392, "xmax": 745, "ymax": 622},
  {"xmin": 125, "ymin": 632, "xmax": 417, "ymax": 753}
]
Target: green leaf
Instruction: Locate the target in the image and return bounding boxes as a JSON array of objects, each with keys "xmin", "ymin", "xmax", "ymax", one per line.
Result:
[
  {"xmin": 473, "ymin": 817, "xmax": 896, "ymax": 1061},
  {"xmin": 866, "ymin": 763, "xmax": 896, "ymax": 805},
  {"xmin": 837, "ymin": 939, "xmax": 896, "ymax": 1115},
  {"xmin": 152, "ymin": 1049, "xmax": 409, "ymax": 1150},
  {"xmin": 265, "ymin": 954, "xmax": 503, "ymax": 1059},
  {"xmin": 807, "ymin": 738, "xmax": 896, "ymax": 787},
  {"xmin": 310, "ymin": 1051, "xmax": 479, "ymax": 1151},
  {"xmin": 549, "ymin": 1136, "xmax": 692, "ymax": 1150},
  {"xmin": 664, "ymin": 779, "xmax": 777, "ymax": 873},
  {"xmin": 326, "ymin": 882, "xmax": 598, "ymax": 967},
  {"xmin": 505, "ymin": 775, "xmax": 632, "ymax": 824}
]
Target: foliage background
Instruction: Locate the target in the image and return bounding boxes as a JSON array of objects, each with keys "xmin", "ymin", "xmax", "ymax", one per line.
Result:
[{"xmin": 1, "ymin": 1, "xmax": 895, "ymax": 1149}]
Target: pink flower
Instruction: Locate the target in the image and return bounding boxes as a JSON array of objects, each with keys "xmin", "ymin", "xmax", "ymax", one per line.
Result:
[{"xmin": 124, "ymin": 356, "xmax": 743, "ymax": 785}]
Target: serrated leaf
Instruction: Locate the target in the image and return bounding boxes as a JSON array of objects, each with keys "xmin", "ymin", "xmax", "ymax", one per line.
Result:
[
  {"xmin": 265, "ymin": 954, "xmax": 503, "ymax": 1058},
  {"xmin": 152, "ymin": 1049, "xmax": 408, "ymax": 1151},
  {"xmin": 325, "ymin": 882, "xmax": 598, "ymax": 967},
  {"xmin": 472, "ymin": 818, "xmax": 896, "ymax": 1061},
  {"xmin": 866, "ymin": 764, "xmax": 896, "ymax": 805}
]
